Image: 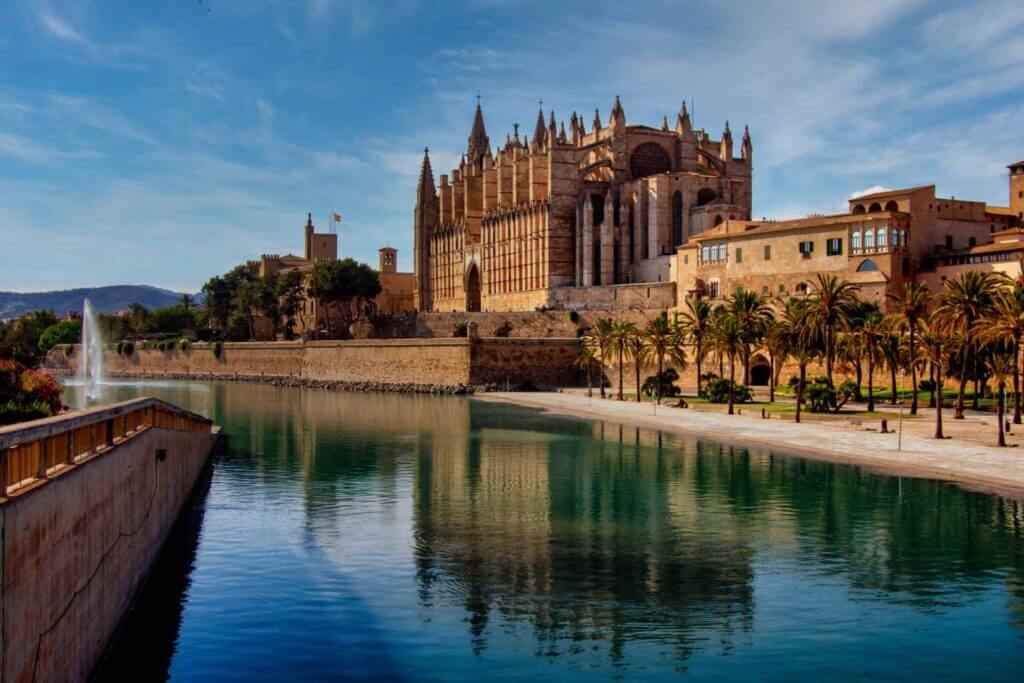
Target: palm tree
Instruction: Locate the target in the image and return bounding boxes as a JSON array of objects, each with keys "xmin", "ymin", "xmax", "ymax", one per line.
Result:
[
  {"xmin": 803, "ymin": 274, "xmax": 859, "ymax": 385},
  {"xmin": 887, "ymin": 281, "xmax": 930, "ymax": 414},
  {"xmin": 980, "ymin": 283, "xmax": 1024, "ymax": 424},
  {"xmin": 575, "ymin": 343, "xmax": 599, "ymax": 398},
  {"xmin": 710, "ymin": 312, "xmax": 745, "ymax": 415},
  {"xmin": 987, "ymin": 348, "xmax": 1014, "ymax": 447},
  {"xmin": 180, "ymin": 293, "xmax": 193, "ymax": 311},
  {"xmin": 727, "ymin": 290, "xmax": 773, "ymax": 384},
  {"xmin": 678, "ymin": 297, "xmax": 713, "ymax": 396},
  {"xmin": 642, "ymin": 314, "xmax": 686, "ymax": 404},
  {"xmin": 857, "ymin": 311, "xmax": 886, "ymax": 412},
  {"xmin": 782, "ymin": 297, "xmax": 819, "ymax": 424},
  {"xmin": 760, "ymin": 319, "xmax": 790, "ymax": 403},
  {"xmin": 623, "ymin": 324, "xmax": 648, "ymax": 402},
  {"xmin": 611, "ymin": 320, "xmax": 636, "ymax": 400},
  {"xmin": 934, "ymin": 271, "xmax": 998, "ymax": 418},
  {"xmin": 919, "ymin": 325, "xmax": 956, "ymax": 439},
  {"xmin": 583, "ymin": 318, "xmax": 615, "ymax": 398},
  {"xmin": 878, "ymin": 332, "xmax": 902, "ymax": 405}
]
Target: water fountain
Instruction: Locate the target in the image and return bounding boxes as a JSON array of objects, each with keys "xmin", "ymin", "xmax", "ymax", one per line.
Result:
[{"xmin": 78, "ymin": 298, "xmax": 104, "ymax": 399}]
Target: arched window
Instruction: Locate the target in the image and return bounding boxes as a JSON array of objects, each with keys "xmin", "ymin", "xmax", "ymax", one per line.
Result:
[
  {"xmin": 864, "ymin": 229, "xmax": 875, "ymax": 249},
  {"xmin": 884, "ymin": 200, "xmax": 899, "ymax": 212},
  {"xmin": 629, "ymin": 143, "xmax": 672, "ymax": 178},
  {"xmin": 869, "ymin": 202, "xmax": 882, "ymax": 213},
  {"xmin": 696, "ymin": 188, "xmax": 717, "ymax": 206},
  {"xmin": 852, "ymin": 231, "xmax": 862, "ymax": 251},
  {"xmin": 702, "ymin": 245, "xmax": 710, "ymax": 262},
  {"xmin": 717, "ymin": 244, "xmax": 727, "ymax": 260},
  {"xmin": 877, "ymin": 227, "xmax": 887, "ymax": 249},
  {"xmin": 852, "ymin": 204, "xmax": 866, "ymax": 214},
  {"xmin": 672, "ymin": 191, "xmax": 683, "ymax": 246},
  {"xmin": 708, "ymin": 278, "xmax": 720, "ymax": 299},
  {"xmin": 856, "ymin": 259, "xmax": 880, "ymax": 272}
]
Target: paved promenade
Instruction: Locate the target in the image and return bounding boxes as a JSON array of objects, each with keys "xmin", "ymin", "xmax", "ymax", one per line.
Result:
[{"xmin": 479, "ymin": 391, "xmax": 1024, "ymax": 499}]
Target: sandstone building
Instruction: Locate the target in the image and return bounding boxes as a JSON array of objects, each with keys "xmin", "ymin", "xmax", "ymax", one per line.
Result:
[
  {"xmin": 413, "ymin": 98, "xmax": 753, "ymax": 313},
  {"xmin": 256, "ymin": 214, "xmax": 415, "ymax": 336},
  {"xmin": 675, "ymin": 173, "xmax": 1022, "ymax": 310}
]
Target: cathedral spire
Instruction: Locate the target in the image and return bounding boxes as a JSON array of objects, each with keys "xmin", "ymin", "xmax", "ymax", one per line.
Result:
[
  {"xmin": 533, "ymin": 101, "xmax": 546, "ymax": 148},
  {"xmin": 559, "ymin": 121, "xmax": 567, "ymax": 143},
  {"xmin": 592, "ymin": 108, "xmax": 602, "ymax": 133},
  {"xmin": 741, "ymin": 124, "xmax": 753, "ymax": 163},
  {"xmin": 675, "ymin": 100, "xmax": 692, "ymax": 135},
  {"xmin": 610, "ymin": 95, "xmax": 625, "ymax": 129},
  {"xmin": 467, "ymin": 100, "xmax": 490, "ymax": 168},
  {"xmin": 720, "ymin": 121, "xmax": 733, "ymax": 161},
  {"xmin": 661, "ymin": 116, "xmax": 669, "ymax": 132},
  {"xmin": 547, "ymin": 110, "xmax": 557, "ymax": 145},
  {"xmin": 417, "ymin": 147, "xmax": 436, "ymax": 199}
]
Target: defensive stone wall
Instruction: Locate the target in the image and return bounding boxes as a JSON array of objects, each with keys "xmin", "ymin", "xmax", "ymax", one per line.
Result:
[
  {"xmin": 0, "ymin": 399, "xmax": 218, "ymax": 682},
  {"xmin": 410, "ymin": 309, "xmax": 662, "ymax": 339},
  {"xmin": 46, "ymin": 338, "xmax": 583, "ymax": 391}
]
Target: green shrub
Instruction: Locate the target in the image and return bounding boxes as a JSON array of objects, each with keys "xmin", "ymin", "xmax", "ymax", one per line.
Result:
[
  {"xmin": 38, "ymin": 320, "xmax": 81, "ymax": 352},
  {"xmin": 805, "ymin": 379, "xmax": 858, "ymax": 413},
  {"xmin": 212, "ymin": 341, "xmax": 223, "ymax": 359},
  {"xmin": 700, "ymin": 377, "xmax": 753, "ymax": 404},
  {"xmin": 452, "ymin": 322, "xmax": 469, "ymax": 338},
  {"xmin": 121, "ymin": 341, "xmax": 134, "ymax": 356},
  {"xmin": 569, "ymin": 311, "xmax": 580, "ymax": 323},
  {"xmin": 918, "ymin": 379, "xmax": 935, "ymax": 392},
  {"xmin": 576, "ymin": 326, "xmax": 588, "ymax": 338},
  {"xmin": 178, "ymin": 339, "xmax": 190, "ymax": 352},
  {"xmin": 64, "ymin": 344, "xmax": 74, "ymax": 357},
  {"xmin": 641, "ymin": 368, "xmax": 681, "ymax": 398},
  {"xmin": 115, "ymin": 341, "xmax": 125, "ymax": 355}
]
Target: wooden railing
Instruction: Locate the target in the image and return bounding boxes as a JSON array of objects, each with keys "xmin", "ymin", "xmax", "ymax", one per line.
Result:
[{"xmin": 0, "ymin": 398, "xmax": 213, "ymax": 498}]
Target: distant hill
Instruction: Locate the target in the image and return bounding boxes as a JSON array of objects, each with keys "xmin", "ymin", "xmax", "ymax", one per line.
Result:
[{"xmin": 0, "ymin": 285, "xmax": 191, "ymax": 320}]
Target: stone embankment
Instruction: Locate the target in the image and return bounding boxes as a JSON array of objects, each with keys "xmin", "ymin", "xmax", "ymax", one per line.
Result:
[
  {"xmin": 46, "ymin": 338, "xmax": 581, "ymax": 393},
  {"xmin": 0, "ymin": 398, "xmax": 220, "ymax": 682}
]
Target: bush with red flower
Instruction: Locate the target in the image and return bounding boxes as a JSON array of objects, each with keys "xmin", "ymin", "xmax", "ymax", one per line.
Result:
[{"xmin": 0, "ymin": 360, "xmax": 65, "ymax": 426}]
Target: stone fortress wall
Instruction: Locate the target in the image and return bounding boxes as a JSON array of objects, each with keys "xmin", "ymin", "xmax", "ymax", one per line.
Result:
[{"xmin": 46, "ymin": 338, "xmax": 582, "ymax": 391}]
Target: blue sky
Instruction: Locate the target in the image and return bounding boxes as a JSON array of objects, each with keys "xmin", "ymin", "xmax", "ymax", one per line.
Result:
[{"xmin": 1, "ymin": 0, "xmax": 1023, "ymax": 292}]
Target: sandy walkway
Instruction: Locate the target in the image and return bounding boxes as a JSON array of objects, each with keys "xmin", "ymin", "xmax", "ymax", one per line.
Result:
[{"xmin": 477, "ymin": 391, "xmax": 1024, "ymax": 499}]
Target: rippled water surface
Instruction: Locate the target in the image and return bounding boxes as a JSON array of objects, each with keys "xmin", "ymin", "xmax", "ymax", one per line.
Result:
[{"xmin": 66, "ymin": 381, "xmax": 1024, "ymax": 681}]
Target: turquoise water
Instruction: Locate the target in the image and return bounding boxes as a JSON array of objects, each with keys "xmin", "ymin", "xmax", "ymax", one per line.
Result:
[{"xmin": 66, "ymin": 381, "xmax": 1024, "ymax": 681}]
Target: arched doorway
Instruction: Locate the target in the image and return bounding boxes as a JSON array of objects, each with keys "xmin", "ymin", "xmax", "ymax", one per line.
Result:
[
  {"xmin": 465, "ymin": 264, "xmax": 481, "ymax": 312},
  {"xmin": 750, "ymin": 363, "xmax": 771, "ymax": 386}
]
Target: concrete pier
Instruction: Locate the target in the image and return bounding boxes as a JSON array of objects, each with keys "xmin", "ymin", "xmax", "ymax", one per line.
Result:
[{"xmin": 0, "ymin": 398, "xmax": 219, "ymax": 683}]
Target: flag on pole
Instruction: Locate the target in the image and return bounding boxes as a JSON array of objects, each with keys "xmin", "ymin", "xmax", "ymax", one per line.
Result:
[{"xmin": 332, "ymin": 213, "xmax": 342, "ymax": 222}]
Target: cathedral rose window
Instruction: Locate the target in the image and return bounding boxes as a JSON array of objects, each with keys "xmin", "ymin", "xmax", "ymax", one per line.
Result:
[{"xmin": 629, "ymin": 142, "xmax": 672, "ymax": 179}]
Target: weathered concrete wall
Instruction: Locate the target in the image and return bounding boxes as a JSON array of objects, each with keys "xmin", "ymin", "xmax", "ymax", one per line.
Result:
[
  {"xmin": 1, "ymin": 425, "xmax": 217, "ymax": 683},
  {"xmin": 46, "ymin": 338, "xmax": 583, "ymax": 390}
]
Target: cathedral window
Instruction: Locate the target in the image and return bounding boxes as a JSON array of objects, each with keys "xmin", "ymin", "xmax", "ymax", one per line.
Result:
[
  {"xmin": 628, "ymin": 143, "xmax": 672, "ymax": 178},
  {"xmin": 717, "ymin": 244, "xmax": 727, "ymax": 260},
  {"xmin": 672, "ymin": 191, "xmax": 683, "ymax": 246},
  {"xmin": 702, "ymin": 245, "xmax": 710, "ymax": 262},
  {"xmin": 864, "ymin": 230, "xmax": 875, "ymax": 249}
]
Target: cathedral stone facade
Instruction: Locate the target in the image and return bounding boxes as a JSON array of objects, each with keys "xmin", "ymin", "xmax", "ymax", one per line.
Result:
[{"xmin": 413, "ymin": 98, "xmax": 753, "ymax": 312}]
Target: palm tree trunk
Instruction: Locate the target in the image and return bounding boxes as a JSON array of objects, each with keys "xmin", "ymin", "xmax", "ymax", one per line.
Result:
[
  {"xmin": 599, "ymin": 352, "xmax": 606, "ymax": 398},
  {"xmin": 769, "ymin": 355, "xmax": 776, "ymax": 403},
  {"xmin": 909, "ymin": 327, "xmax": 918, "ymax": 415},
  {"xmin": 854, "ymin": 359, "xmax": 862, "ymax": 397},
  {"xmin": 929, "ymin": 363, "xmax": 936, "ymax": 408},
  {"xmin": 890, "ymin": 363, "xmax": 898, "ymax": 405},
  {"xmin": 635, "ymin": 357, "xmax": 641, "ymax": 403},
  {"xmin": 867, "ymin": 354, "xmax": 875, "ymax": 412},
  {"xmin": 587, "ymin": 363, "xmax": 593, "ymax": 398},
  {"xmin": 656, "ymin": 354, "xmax": 664, "ymax": 405},
  {"xmin": 796, "ymin": 363, "xmax": 806, "ymax": 424},
  {"xmin": 1014, "ymin": 335, "xmax": 1021, "ymax": 424},
  {"xmin": 955, "ymin": 365, "xmax": 967, "ymax": 419},
  {"xmin": 998, "ymin": 380, "xmax": 1007, "ymax": 447},
  {"xmin": 695, "ymin": 339, "xmax": 703, "ymax": 396},
  {"xmin": 743, "ymin": 345, "xmax": 750, "ymax": 386},
  {"xmin": 972, "ymin": 352, "xmax": 981, "ymax": 410},
  {"xmin": 728, "ymin": 352, "xmax": 735, "ymax": 415},
  {"xmin": 617, "ymin": 346, "xmax": 624, "ymax": 400},
  {"xmin": 825, "ymin": 327, "xmax": 833, "ymax": 386},
  {"xmin": 935, "ymin": 376, "xmax": 945, "ymax": 438}
]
